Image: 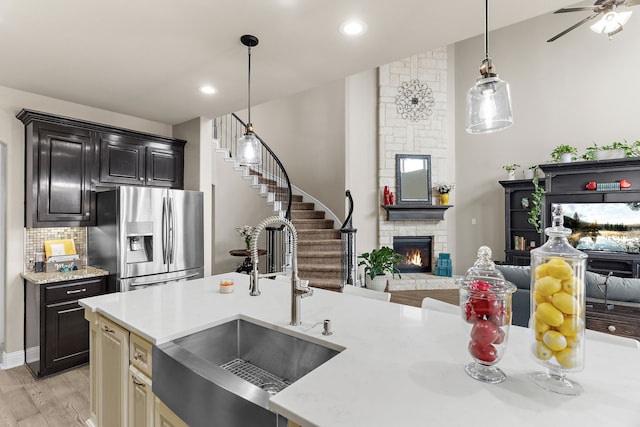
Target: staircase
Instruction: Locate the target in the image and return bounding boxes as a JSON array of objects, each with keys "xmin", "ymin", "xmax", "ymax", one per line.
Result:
[
  {"xmin": 291, "ymin": 198, "xmax": 343, "ymax": 290},
  {"xmin": 213, "ymin": 113, "xmax": 344, "ymax": 291}
]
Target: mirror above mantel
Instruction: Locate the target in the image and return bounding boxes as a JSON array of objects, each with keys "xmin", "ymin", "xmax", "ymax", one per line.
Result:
[{"xmin": 395, "ymin": 154, "xmax": 432, "ymax": 205}]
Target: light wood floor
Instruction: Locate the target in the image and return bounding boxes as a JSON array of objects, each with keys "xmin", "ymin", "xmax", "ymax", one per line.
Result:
[
  {"xmin": 0, "ymin": 290, "xmax": 454, "ymax": 427},
  {"xmin": 0, "ymin": 364, "xmax": 90, "ymax": 427}
]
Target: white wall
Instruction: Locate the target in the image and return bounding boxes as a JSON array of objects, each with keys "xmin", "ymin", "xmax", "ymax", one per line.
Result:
[
  {"xmin": 243, "ymin": 79, "xmax": 346, "ymax": 220},
  {"xmin": 0, "ymin": 144, "xmax": 5, "ymax": 353},
  {"xmin": 345, "ymin": 69, "xmax": 378, "ymax": 255},
  {"xmin": 453, "ymin": 12, "xmax": 640, "ymax": 272},
  {"xmin": 0, "ymin": 85, "xmax": 171, "ymax": 359}
]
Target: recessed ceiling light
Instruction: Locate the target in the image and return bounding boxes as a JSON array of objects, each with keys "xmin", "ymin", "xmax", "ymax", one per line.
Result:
[
  {"xmin": 199, "ymin": 85, "xmax": 217, "ymax": 95},
  {"xmin": 340, "ymin": 20, "xmax": 367, "ymax": 37}
]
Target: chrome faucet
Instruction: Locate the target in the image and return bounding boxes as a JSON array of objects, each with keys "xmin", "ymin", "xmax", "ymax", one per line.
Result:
[{"xmin": 249, "ymin": 216, "xmax": 313, "ymax": 326}]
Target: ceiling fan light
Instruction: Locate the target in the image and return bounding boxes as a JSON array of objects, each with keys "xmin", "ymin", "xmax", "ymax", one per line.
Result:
[
  {"xmin": 590, "ymin": 10, "xmax": 632, "ymax": 34},
  {"xmin": 466, "ymin": 76, "xmax": 513, "ymax": 134}
]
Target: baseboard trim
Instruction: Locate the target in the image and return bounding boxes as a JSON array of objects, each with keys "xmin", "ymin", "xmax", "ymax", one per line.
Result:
[{"xmin": 1, "ymin": 349, "xmax": 25, "ymax": 370}]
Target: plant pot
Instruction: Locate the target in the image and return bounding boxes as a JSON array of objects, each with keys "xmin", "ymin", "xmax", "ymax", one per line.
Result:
[
  {"xmin": 594, "ymin": 149, "xmax": 625, "ymax": 160},
  {"xmin": 524, "ymin": 169, "xmax": 535, "ymax": 180},
  {"xmin": 506, "ymin": 170, "xmax": 516, "ymax": 180},
  {"xmin": 440, "ymin": 193, "xmax": 450, "ymax": 205},
  {"xmin": 365, "ymin": 275, "xmax": 388, "ymax": 292},
  {"xmin": 560, "ymin": 153, "xmax": 573, "ymax": 163}
]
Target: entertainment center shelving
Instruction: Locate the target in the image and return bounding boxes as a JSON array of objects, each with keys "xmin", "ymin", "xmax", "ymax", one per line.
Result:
[{"xmin": 501, "ymin": 157, "xmax": 640, "ymax": 278}]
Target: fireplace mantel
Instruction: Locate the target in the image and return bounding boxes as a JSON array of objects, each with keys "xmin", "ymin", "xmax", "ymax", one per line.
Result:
[{"xmin": 382, "ymin": 204, "xmax": 451, "ymax": 221}]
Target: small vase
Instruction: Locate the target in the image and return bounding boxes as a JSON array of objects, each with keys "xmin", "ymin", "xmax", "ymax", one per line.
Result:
[
  {"xmin": 441, "ymin": 193, "xmax": 450, "ymax": 205},
  {"xmin": 245, "ymin": 239, "xmax": 251, "ymax": 251},
  {"xmin": 507, "ymin": 170, "xmax": 516, "ymax": 180},
  {"xmin": 560, "ymin": 153, "xmax": 573, "ymax": 163},
  {"xmin": 524, "ymin": 169, "xmax": 535, "ymax": 180}
]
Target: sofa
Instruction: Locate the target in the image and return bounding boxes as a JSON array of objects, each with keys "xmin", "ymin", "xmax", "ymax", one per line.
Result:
[{"xmin": 495, "ymin": 264, "xmax": 640, "ymax": 327}]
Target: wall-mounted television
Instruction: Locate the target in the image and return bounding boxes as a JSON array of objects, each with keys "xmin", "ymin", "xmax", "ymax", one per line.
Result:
[{"xmin": 551, "ymin": 202, "xmax": 640, "ymax": 254}]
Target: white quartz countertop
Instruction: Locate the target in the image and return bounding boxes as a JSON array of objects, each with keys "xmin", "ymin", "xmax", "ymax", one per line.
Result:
[{"xmin": 79, "ymin": 273, "xmax": 640, "ymax": 427}]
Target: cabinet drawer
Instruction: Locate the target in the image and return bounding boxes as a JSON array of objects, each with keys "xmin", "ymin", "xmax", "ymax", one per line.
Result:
[
  {"xmin": 45, "ymin": 277, "xmax": 106, "ymax": 304},
  {"xmin": 130, "ymin": 333, "xmax": 153, "ymax": 377},
  {"xmin": 586, "ymin": 313, "xmax": 640, "ymax": 341}
]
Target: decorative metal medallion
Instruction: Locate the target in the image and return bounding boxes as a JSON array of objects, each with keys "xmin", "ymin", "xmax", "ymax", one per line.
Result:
[{"xmin": 394, "ymin": 80, "xmax": 435, "ymax": 122}]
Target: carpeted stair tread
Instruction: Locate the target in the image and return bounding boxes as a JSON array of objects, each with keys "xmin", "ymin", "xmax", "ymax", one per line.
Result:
[
  {"xmin": 297, "ymin": 250, "xmax": 342, "ymax": 258},
  {"xmin": 292, "ymin": 219, "xmax": 334, "ymax": 229},
  {"xmin": 291, "ymin": 202, "xmax": 314, "ymax": 210},
  {"xmin": 306, "ymin": 279, "xmax": 342, "ymax": 290},
  {"xmin": 291, "ymin": 210, "xmax": 325, "ymax": 219},
  {"xmin": 297, "ymin": 229, "xmax": 341, "ymax": 239},
  {"xmin": 298, "ymin": 263, "xmax": 342, "ymax": 272}
]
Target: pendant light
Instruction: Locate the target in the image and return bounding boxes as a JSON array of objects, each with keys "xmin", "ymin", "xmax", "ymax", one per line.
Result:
[
  {"xmin": 465, "ymin": 0, "xmax": 513, "ymax": 134},
  {"xmin": 236, "ymin": 34, "xmax": 262, "ymax": 166}
]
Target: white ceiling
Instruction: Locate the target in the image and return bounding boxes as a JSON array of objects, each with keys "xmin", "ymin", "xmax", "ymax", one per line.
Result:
[{"xmin": 0, "ymin": 0, "xmax": 576, "ymax": 125}]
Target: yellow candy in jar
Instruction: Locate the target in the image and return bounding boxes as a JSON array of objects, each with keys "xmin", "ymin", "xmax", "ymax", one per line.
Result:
[
  {"xmin": 533, "ymin": 291, "xmax": 551, "ymax": 305},
  {"xmin": 557, "ymin": 315, "xmax": 581, "ymax": 337},
  {"xmin": 562, "ymin": 277, "xmax": 581, "ymax": 295},
  {"xmin": 534, "ymin": 263, "xmax": 549, "ymax": 279},
  {"xmin": 552, "ymin": 292, "xmax": 579, "ymax": 315},
  {"xmin": 534, "ymin": 342, "xmax": 554, "ymax": 361},
  {"xmin": 546, "ymin": 258, "xmax": 573, "ymax": 280},
  {"xmin": 543, "ymin": 330, "xmax": 568, "ymax": 352},
  {"xmin": 555, "ymin": 347, "xmax": 580, "ymax": 369},
  {"xmin": 535, "ymin": 276, "xmax": 562, "ymax": 296},
  {"xmin": 565, "ymin": 335, "xmax": 581, "ymax": 348},
  {"xmin": 537, "ymin": 302, "xmax": 564, "ymax": 327}
]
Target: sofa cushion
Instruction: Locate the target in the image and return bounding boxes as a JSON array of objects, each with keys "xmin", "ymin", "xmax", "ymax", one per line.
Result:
[
  {"xmin": 585, "ymin": 271, "xmax": 640, "ymax": 304},
  {"xmin": 495, "ymin": 265, "xmax": 531, "ymax": 290}
]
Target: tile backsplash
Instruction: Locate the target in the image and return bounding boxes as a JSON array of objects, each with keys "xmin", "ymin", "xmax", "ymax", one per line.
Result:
[{"xmin": 24, "ymin": 227, "xmax": 87, "ymax": 272}]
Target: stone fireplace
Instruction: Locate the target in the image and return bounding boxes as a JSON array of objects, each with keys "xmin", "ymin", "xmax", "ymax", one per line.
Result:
[
  {"xmin": 375, "ymin": 48, "xmax": 455, "ymax": 291},
  {"xmin": 393, "ymin": 236, "xmax": 433, "ymax": 273}
]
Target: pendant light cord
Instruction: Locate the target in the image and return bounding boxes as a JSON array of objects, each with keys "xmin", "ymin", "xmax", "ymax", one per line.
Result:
[
  {"xmin": 484, "ymin": 0, "xmax": 489, "ymax": 60},
  {"xmin": 247, "ymin": 45, "xmax": 252, "ymax": 127}
]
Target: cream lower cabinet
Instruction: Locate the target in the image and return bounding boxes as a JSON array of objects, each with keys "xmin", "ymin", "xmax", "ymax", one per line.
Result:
[
  {"xmin": 87, "ymin": 312, "xmax": 189, "ymax": 427},
  {"xmin": 97, "ymin": 316, "xmax": 130, "ymax": 427},
  {"xmin": 154, "ymin": 397, "xmax": 189, "ymax": 427},
  {"xmin": 129, "ymin": 366, "xmax": 154, "ymax": 427}
]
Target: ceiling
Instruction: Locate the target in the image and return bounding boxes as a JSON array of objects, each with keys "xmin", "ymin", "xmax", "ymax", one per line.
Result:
[{"xmin": 0, "ymin": 0, "xmax": 576, "ymax": 125}]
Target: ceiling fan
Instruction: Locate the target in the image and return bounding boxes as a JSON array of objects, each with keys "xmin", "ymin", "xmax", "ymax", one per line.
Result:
[{"xmin": 547, "ymin": 0, "xmax": 640, "ymax": 42}]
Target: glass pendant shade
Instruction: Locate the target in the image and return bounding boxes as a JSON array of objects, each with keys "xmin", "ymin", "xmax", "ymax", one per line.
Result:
[
  {"xmin": 466, "ymin": 75, "xmax": 513, "ymax": 134},
  {"xmin": 236, "ymin": 130, "xmax": 262, "ymax": 165}
]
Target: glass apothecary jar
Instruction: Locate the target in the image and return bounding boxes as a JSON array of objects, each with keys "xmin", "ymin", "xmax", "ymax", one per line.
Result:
[
  {"xmin": 529, "ymin": 206, "xmax": 587, "ymax": 395},
  {"xmin": 458, "ymin": 246, "xmax": 516, "ymax": 384}
]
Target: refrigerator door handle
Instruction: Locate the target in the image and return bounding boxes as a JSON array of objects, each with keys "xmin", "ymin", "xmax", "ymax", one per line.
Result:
[
  {"xmin": 162, "ymin": 197, "xmax": 168, "ymax": 264},
  {"xmin": 168, "ymin": 197, "xmax": 176, "ymax": 263},
  {"xmin": 128, "ymin": 272, "xmax": 201, "ymax": 289}
]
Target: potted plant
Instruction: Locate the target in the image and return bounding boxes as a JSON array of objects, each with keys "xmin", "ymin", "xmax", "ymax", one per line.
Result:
[
  {"xmin": 435, "ymin": 183, "xmax": 455, "ymax": 205},
  {"xmin": 502, "ymin": 164, "xmax": 520, "ymax": 180},
  {"xmin": 550, "ymin": 145, "xmax": 578, "ymax": 163},
  {"xmin": 583, "ymin": 140, "xmax": 639, "ymax": 160},
  {"xmin": 357, "ymin": 247, "xmax": 406, "ymax": 292},
  {"xmin": 524, "ymin": 165, "xmax": 538, "ymax": 180}
]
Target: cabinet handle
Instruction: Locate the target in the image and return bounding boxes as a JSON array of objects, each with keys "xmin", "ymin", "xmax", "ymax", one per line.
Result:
[
  {"xmin": 103, "ymin": 325, "xmax": 115, "ymax": 334},
  {"xmin": 85, "ymin": 212, "xmax": 90, "ymax": 216},
  {"xmin": 132, "ymin": 377, "xmax": 145, "ymax": 387},
  {"xmin": 139, "ymin": 177, "xmax": 144, "ymax": 181},
  {"xmin": 133, "ymin": 350, "xmax": 146, "ymax": 362},
  {"xmin": 66, "ymin": 288, "xmax": 86, "ymax": 295},
  {"xmin": 608, "ymin": 325, "xmax": 616, "ymax": 332}
]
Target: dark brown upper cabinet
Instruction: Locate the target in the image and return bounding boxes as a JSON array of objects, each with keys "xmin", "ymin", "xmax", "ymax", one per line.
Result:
[{"xmin": 17, "ymin": 109, "xmax": 186, "ymax": 227}]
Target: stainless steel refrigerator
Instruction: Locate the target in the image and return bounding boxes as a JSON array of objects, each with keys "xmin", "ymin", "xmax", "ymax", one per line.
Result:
[{"xmin": 88, "ymin": 186, "xmax": 204, "ymax": 292}]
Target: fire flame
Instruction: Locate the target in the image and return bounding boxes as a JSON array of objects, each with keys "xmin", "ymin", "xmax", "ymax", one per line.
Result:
[{"xmin": 404, "ymin": 249, "xmax": 422, "ymax": 266}]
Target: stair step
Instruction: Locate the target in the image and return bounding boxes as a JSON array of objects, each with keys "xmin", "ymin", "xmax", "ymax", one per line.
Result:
[
  {"xmin": 291, "ymin": 201, "xmax": 314, "ymax": 210},
  {"xmin": 291, "ymin": 194, "xmax": 303, "ymax": 202},
  {"xmin": 306, "ymin": 279, "xmax": 342, "ymax": 290},
  {"xmin": 292, "ymin": 219, "xmax": 334, "ymax": 229},
  {"xmin": 298, "ymin": 263, "xmax": 341, "ymax": 273},
  {"xmin": 298, "ymin": 251, "xmax": 342, "ymax": 265},
  {"xmin": 291, "ymin": 210, "xmax": 325, "ymax": 219},
  {"xmin": 297, "ymin": 229, "xmax": 341, "ymax": 240},
  {"xmin": 298, "ymin": 239, "xmax": 342, "ymax": 250}
]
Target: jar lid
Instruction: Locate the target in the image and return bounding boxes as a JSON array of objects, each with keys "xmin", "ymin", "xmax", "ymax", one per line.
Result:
[{"xmin": 458, "ymin": 246, "xmax": 516, "ymax": 293}]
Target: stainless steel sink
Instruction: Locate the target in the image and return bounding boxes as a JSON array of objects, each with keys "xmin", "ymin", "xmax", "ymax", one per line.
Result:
[{"xmin": 152, "ymin": 318, "xmax": 342, "ymax": 427}]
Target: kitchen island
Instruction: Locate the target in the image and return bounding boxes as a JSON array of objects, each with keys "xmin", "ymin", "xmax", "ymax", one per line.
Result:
[{"xmin": 80, "ymin": 273, "xmax": 640, "ymax": 427}]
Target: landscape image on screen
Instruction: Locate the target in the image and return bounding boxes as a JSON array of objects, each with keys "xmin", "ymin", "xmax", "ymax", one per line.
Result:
[{"xmin": 553, "ymin": 202, "xmax": 640, "ymax": 254}]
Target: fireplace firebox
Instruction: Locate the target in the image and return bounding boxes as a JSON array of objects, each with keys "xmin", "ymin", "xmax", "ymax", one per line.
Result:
[{"xmin": 393, "ymin": 236, "xmax": 433, "ymax": 273}]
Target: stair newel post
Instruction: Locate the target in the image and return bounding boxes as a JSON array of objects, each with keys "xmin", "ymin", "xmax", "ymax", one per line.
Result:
[{"xmin": 340, "ymin": 190, "xmax": 357, "ymax": 288}]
